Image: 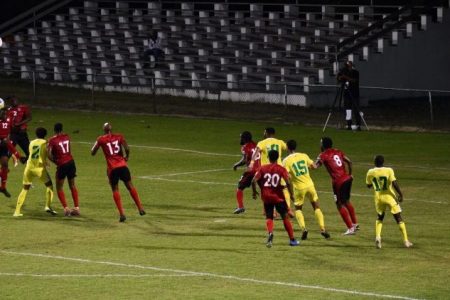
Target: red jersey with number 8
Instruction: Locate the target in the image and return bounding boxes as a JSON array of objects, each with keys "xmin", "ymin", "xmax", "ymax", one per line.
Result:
[
  {"xmin": 94, "ymin": 133, "xmax": 127, "ymax": 172},
  {"xmin": 48, "ymin": 133, "xmax": 74, "ymax": 166},
  {"xmin": 254, "ymin": 163, "xmax": 289, "ymax": 204},
  {"xmin": 318, "ymin": 148, "xmax": 351, "ymax": 185}
]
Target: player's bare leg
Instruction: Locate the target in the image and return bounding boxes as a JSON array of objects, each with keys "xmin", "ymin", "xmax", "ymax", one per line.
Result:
[
  {"xmin": 125, "ymin": 181, "xmax": 145, "ymax": 215},
  {"xmin": 56, "ymin": 178, "xmax": 71, "ymax": 216},
  {"xmin": 0, "ymin": 155, "xmax": 11, "ymax": 197},
  {"xmin": 68, "ymin": 178, "xmax": 80, "ymax": 216}
]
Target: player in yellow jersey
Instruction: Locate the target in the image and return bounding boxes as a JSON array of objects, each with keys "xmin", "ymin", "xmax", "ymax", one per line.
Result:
[
  {"xmin": 13, "ymin": 127, "xmax": 56, "ymax": 217},
  {"xmin": 366, "ymin": 155, "xmax": 413, "ymax": 249},
  {"xmin": 283, "ymin": 140, "xmax": 330, "ymax": 240}
]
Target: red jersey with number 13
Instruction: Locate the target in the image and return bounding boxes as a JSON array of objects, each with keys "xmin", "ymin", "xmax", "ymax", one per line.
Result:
[
  {"xmin": 254, "ymin": 163, "xmax": 289, "ymax": 204},
  {"xmin": 318, "ymin": 148, "xmax": 351, "ymax": 185},
  {"xmin": 48, "ymin": 134, "xmax": 74, "ymax": 166},
  {"xmin": 94, "ymin": 133, "xmax": 127, "ymax": 173}
]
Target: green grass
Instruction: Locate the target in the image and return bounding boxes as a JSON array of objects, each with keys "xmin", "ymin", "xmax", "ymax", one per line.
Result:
[{"xmin": 0, "ymin": 108, "xmax": 449, "ymax": 299}]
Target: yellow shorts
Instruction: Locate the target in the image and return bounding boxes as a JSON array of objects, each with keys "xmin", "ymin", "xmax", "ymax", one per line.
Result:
[
  {"xmin": 23, "ymin": 166, "xmax": 51, "ymax": 185},
  {"xmin": 375, "ymin": 195, "xmax": 402, "ymax": 215},
  {"xmin": 293, "ymin": 186, "xmax": 319, "ymax": 207}
]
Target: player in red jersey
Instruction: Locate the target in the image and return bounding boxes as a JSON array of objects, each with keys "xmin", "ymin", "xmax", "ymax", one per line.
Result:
[
  {"xmin": 91, "ymin": 122, "xmax": 145, "ymax": 222},
  {"xmin": 48, "ymin": 123, "xmax": 80, "ymax": 217},
  {"xmin": 6, "ymin": 96, "xmax": 32, "ymax": 159},
  {"xmin": 0, "ymin": 109, "xmax": 25, "ymax": 197},
  {"xmin": 315, "ymin": 137, "xmax": 359, "ymax": 235},
  {"xmin": 252, "ymin": 150, "xmax": 299, "ymax": 247},
  {"xmin": 232, "ymin": 131, "xmax": 259, "ymax": 214}
]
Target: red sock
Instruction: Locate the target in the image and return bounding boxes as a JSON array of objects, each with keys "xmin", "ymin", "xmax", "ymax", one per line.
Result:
[
  {"xmin": 0, "ymin": 167, "xmax": 8, "ymax": 189},
  {"xmin": 129, "ymin": 187, "xmax": 144, "ymax": 211},
  {"xmin": 282, "ymin": 217, "xmax": 295, "ymax": 240},
  {"xmin": 57, "ymin": 190, "xmax": 68, "ymax": 208},
  {"xmin": 236, "ymin": 189, "xmax": 244, "ymax": 208},
  {"xmin": 7, "ymin": 141, "xmax": 21, "ymax": 158},
  {"xmin": 345, "ymin": 202, "xmax": 357, "ymax": 224},
  {"xmin": 338, "ymin": 207, "xmax": 353, "ymax": 229},
  {"xmin": 266, "ymin": 218, "xmax": 274, "ymax": 233},
  {"xmin": 112, "ymin": 191, "xmax": 125, "ymax": 215},
  {"xmin": 70, "ymin": 187, "xmax": 79, "ymax": 207}
]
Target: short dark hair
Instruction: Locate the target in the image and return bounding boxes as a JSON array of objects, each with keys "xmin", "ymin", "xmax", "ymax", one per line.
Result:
[
  {"xmin": 54, "ymin": 123, "xmax": 63, "ymax": 133},
  {"xmin": 374, "ymin": 155, "xmax": 384, "ymax": 167},
  {"xmin": 321, "ymin": 137, "xmax": 333, "ymax": 149},
  {"xmin": 287, "ymin": 139, "xmax": 296, "ymax": 151},
  {"xmin": 265, "ymin": 127, "xmax": 275, "ymax": 135},
  {"xmin": 268, "ymin": 150, "xmax": 279, "ymax": 162},
  {"xmin": 36, "ymin": 127, "xmax": 47, "ymax": 139},
  {"xmin": 240, "ymin": 131, "xmax": 252, "ymax": 144}
]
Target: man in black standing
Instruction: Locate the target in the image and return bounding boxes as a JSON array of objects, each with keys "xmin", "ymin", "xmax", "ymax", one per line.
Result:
[{"xmin": 337, "ymin": 61, "xmax": 361, "ymax": 131}]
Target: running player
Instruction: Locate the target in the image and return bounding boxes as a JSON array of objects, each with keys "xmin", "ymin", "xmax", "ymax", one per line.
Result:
[
  {"xmin": 232, "ymin": 131, "xmax": 258, "ymax": 214},
  {"xmin": 13, "ymin": 127, "xmax": 56, "ymax": 217},
  {"xmin": 6, "ymin": 96, "xmax": 32, "ymax": 159},
  {"xmin": 91, "ymin": 122, "xmax": 145, "ymax": 222},
  {"xmin": 48, "ymin": 123, "xmax": 80, "ymax": 217},
  {"xmin": 315, "ymin": 137, "xmax": 358, "ymax": 235},
  {"xmin": 283, "ymin": 140, "xmax": 330, "ymax": 240},
  {"xmin": 366, "ymin": 155, "xmax": 413, "ymax": 248},
  {"xmin": 252, "ymin": 150, "xmax": 299, "ymax": 248}
]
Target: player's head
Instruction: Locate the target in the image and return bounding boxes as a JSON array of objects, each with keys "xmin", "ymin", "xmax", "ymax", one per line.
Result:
[
  {"xmin": 345, "ymin": 61, "xmax": 353, "ymax": 69},
  {"xmin": 287, "ymin": 139, "xmax": 297, "ymax": 152},
  {"xmin": 36, "ymin": 127, "xmax": 47, "ymax": 139},
  {"xmin": 54, "ymin": 123, "xmax": 63, "ymax": 133},
  {"xmin": 268, "ymin": 149, "xmax": 279, "ymax": 163},
  {"xmin": 321, "ymin": 137, "xmax": 333, "ymax": 151},
  {"xmin": 264, "ymin": 127, "xmax": 275, "ymax": 138},
  {"xmin": 103, "ymin": 122, "xmax": 112, "ymax": 133},
  {"xmin": 240, "ymin": 131, "xmax": 252, "ymax": 145},
  {"xmin": 6, "ymin": 95, "xmax": 18, "ymax": 107},
  {"xmin": 374, "ymin": 155, "xmax": 384, "ymax": 167}
]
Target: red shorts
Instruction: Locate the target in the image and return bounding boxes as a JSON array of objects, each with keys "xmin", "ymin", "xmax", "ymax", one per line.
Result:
[
  {"xmin": 238, "ymin": 171, "xmax": 255, "ymax": 190},
  {"xmin": 332, "ymin": 177, "xmax": 353, "ymax": 203}
]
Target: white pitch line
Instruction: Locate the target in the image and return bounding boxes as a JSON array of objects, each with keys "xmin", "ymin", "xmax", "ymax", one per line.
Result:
[
  {"xmin": 142, "ymin": 168, "xmax": 230, "ymax": 178},
  {"xmin": 0, "ymin": 250, "xmax": 423, "ymax": 300},
  {"xmin": 0, "ymin": 272, "xmax": 202, "ymax": 278},
  {"xmin": 137, "ymin": 177, "xmax": 448, "ymax": 205}
]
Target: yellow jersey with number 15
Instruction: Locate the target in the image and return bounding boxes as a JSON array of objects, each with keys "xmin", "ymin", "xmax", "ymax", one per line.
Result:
[
  {"xmin": 366, "ymin": 167, "xmax": 397, "ymax": 199},
  {"xmin": 256, "ymin": 138, "xmax": 287, "ymax": 165},
  {"xmin": 27, "ymin": 138, "xmax": 48, "ymax": 169},
  {"xmin": 283, "ymin": 152, "xmax": 315, "ymax": 190}
]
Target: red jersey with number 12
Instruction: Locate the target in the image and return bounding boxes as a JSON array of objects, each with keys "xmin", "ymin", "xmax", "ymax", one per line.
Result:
[
  {"xmin": 0, "ymin": 117, "xmax": 13, "ymax": 139},
  {"xmin": 254, "ymin": 163, "xmax": 289, "ymax": 204},
  {"xmin": 48, "ymin": 133, "xmax": 74, "ymax": 166},
  {"xmin": 95, "ymin": 133, "xmax": 127, "ymax": 172},
  {"xmin": 318, "ymin": 148, "xmax": 351, "ymax": 185}
]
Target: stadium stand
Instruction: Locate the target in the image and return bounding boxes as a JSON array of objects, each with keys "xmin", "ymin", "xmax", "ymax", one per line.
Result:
[{"xmin": 0, "ymin": 0, "xmax": 448, "ymax": 102}]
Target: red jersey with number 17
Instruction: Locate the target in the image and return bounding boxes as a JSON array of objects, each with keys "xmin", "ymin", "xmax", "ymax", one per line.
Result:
[
  {"xmin": 94, "ymin": 133, "xmax": 127, "ymax": 173},
  {"xmin": 48, "ymin": 133, "xmax": 74, "ymax": 166},
  {"xmin": 254, "ymin": 163, "xmax": 289, "ymax": 204},
  {"xmin": 318, "ymin": 148, "xmax": 351, "ymax": 185}
]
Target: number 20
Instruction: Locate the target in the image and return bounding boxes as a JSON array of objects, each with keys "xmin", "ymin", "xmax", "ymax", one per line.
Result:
[{"xmin": 263, "ymin": 173, "xmax": 281, "ymax": 187}]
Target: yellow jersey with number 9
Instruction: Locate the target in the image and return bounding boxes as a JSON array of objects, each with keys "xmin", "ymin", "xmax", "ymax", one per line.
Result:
[
  {"xmin": 283, "ymin": 152, "xmax": 315, "ymax": 190},
  {"xmin": 27, "ymin": 138, "xmax": 48, "ymax": 169},
  {"xmin": 366, "ymin": 167, "xmax": 397, "ymax": 199},
  {"xmin": 256, "ymin": 138, "xmax": 287, "ymax": 166}
]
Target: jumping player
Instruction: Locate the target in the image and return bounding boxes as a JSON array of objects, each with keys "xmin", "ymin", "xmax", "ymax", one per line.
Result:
[
  {"xmin": 232, "ymin": 131, "xmax": 258, "ymax": 214},
  {"xmin": 283, "ymin": 140, "xmax": 330, "ymax": 240},
  {"xmin": 91, "ymin": 122, "xmax": 145, "ymax": 222},
  {"xmin": 6, "ymin": 96, "xmax": 32, "ymax": 159},
  {"xmin": 252, "ymin": 150, "xmax": 299, "ymax": 248},
  {"xmin": 14, "ymin": 127, "xmax": 56, "ymax": 217},
  {"xmin": 48, "ymin": 123, "xmax": 80, "ymax": 216},
  {"xmin": 315, "ymin": 137, "xmax": 358, "ymax": 235},
  {"xmin": 366, "ymin": 155, "xmax": 413, "ymax": 248}
]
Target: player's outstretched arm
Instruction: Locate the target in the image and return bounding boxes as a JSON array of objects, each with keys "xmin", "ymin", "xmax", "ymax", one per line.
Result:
[
  {"xmin": 343, "ymin": 155, "xmax": 353, "ymax": 175},
  {"xmin": 393, "ymin": 180, "xmax": 403, "ymax": 202},
  {"xmin": 91, "ymin": 141, "xmax": 99, "ymax": 156},
  {"xmin": 122, "ymin": 139, "xmax": 130, "ymax": 161},
  {"xmin": 233, "ymin": 154, "xmax": 246, "ymax": 171}
]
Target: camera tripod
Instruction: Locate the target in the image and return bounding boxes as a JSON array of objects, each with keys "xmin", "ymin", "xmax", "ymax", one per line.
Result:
[{"xmin": 322, "ymin": 83, "xmax": 369, "ymax": 132}]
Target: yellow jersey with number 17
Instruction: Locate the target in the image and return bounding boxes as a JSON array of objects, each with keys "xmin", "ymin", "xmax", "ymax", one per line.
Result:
[
  {"xmin": 282, "ymin": 152, "xmax": 315, "ymax": 190},
  {"xmin": 366, "ymin": 167, "xmax": 397, "ymax": 199},
  {"xmin": 27, "ymin": 138, "xmax": 48, "ymax": 169},
  {"xmin": 256, "ymin": 138, "xmax": 287, "ymax": 165}
]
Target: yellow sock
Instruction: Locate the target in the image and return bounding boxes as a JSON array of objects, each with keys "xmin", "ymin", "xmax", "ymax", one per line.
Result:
[
  {"xmin": 376, "ymin": 220, "xmax": 383, "ymax": 239},
  {"xmin": 45, "ymin": 187, "xmax": 54, "ymax": 208},
  {"xmin": 398, "ymin": 222, "xmax": 409, "ymax": 242},
  {"xmin": 15, "ymin": 189, "xmax": 28, "ymax": 214},
  {"xmin": 314, "ymin": 208, "xmax": 325, "ymax": 231},
  {"xmin": 295, "ymin": 210, "xmax": 306, "ymax": 231},
  {"xmin": 283, "ymin": 189, "xmax": 291, "ymax": 209}
]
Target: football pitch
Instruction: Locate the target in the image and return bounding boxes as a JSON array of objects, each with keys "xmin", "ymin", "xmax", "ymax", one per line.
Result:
[{"xmin": 0, "ymin": 108, "xmax": 449, "ymax": 299}]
